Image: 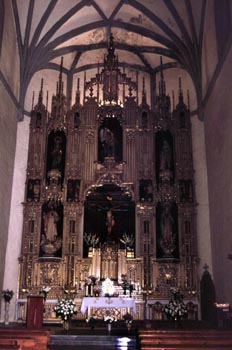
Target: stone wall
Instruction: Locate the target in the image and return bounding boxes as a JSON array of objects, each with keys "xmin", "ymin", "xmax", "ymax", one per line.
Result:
[
  {"xmin": 204, "ymin": 45, "xmax": 232, "ymax": 304},
  {"xmin": 0, "ymin": 1, "xmax": 19, "ymax": 318}
]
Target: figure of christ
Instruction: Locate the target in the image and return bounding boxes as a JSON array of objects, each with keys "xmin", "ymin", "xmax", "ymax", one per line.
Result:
[{"xmin": 106, "ymin": 209, "xmax": 115, "ymax": 235}]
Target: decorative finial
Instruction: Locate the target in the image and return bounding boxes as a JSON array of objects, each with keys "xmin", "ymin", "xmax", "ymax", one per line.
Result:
[
  {"xmin": 46, "ymin": 91, "xmax": 49, "ymax": 110},
  {"xmin": 75, "ymin": 78, "xmax": 80, "ymax": 104},
  {"xmin": 179, "ymin": 77, "xmax": 183, "ymax": 102},
  {"xmin": 32, "ymin": 91, "xmax": 35, "ymax": 110},
  {"xmin": 58, "ymin": 56, "xmax": 63, "ymax": 95},
  {"xmin": 142, "ymin": 77, "xmax": 147, "ymax": 103},
  {"xmin": 160, "ymin": 56, "xmax": 166, "ymax": 95},
  {"xmin": 187, "ymin": 89, "xmax": 190, "ymax": 109},
  {"xmin": 38, "ymin": 78, "xmax": 43, "ymax": 103},
  {"xmin": 172, "ymin": 90, "xmax": 175, "ymax": 110}
]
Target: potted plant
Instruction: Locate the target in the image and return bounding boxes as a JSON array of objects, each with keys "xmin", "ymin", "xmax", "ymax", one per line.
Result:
[
  {"xmin": 2, "ymin": 289, "xmax": 14, "ymax": 303},
  {"xmin": 123, "ymin": 312, "xmax": 133, "ymax": 331},
  {"xmin": 164, "ymin": 288, "xmax": 187, "ymax": 324},
  {"xmin": 86, "ymin": 315, "xmax": 98, "ymax": 330},
  {"xmin": 104, "ymin": 311, "xmax": 117, "ymax": 332},
  {"xmin": 2, "ymin": 289, "xmax": 14, "ymax": 325}
]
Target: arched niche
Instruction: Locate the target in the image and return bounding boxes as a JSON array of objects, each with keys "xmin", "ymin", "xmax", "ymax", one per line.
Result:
[
  {"xmin": 155, "ymin": 129, "xmax": 175, "ymax": 188},
  {"xmin": 39, "ymin": 201, "xmax": 63, "ymax": 258},
  {"xmin": 156, "ymin": 201, "xmax": 179, "ymax": 260},
  {"xmin": 83, "ymin": 183, "xmax": 135, "ymax": 258},
  {"xmin": 46, "ymin": 130, "xmax": 66, "ymax": 184},
  {"xmin": 98, "ymin": 117, "xmax": 123, "ymax": 163}
]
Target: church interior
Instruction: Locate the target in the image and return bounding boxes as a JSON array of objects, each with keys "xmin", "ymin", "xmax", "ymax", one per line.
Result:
[{"xmin": 0, "ymin": 0, "xmax": 232, "ymax": 348}]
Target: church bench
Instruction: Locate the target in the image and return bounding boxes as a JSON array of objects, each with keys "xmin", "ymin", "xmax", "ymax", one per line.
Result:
[
  {"xmin": 0, "ymin": 336, "xmax": 35, "ymax": 350},
  {"xmin": 139, "ymin": 333, "xmax": 232, "ymax": 340},
  {"xmin": 0, "ymin": 329, "xmax": 50, "ymax": 350},
  {"xmin": 139, "ymin": 329, "xmax": 232, "ymax": 350},
  {"xmin": 0, "ymin": 344, "xmax": 20, "ymax": 350},
  {"xmin": 139, "ymin": 329, "xmax": 232, "ymax": 338},
  {"xmin": 140, "ymin": 338, "xmax": 232, "ymax": 349},
  {"xmin": 141, "ymin": 347, "xmax": 232, "ymax": 350}
]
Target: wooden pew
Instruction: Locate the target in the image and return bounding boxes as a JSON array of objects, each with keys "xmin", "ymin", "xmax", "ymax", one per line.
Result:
[
  {"xmin": 0, "ymin": 328, "xmax": 50, "ymax": 350},
  {"xmin": 138, "ymin": 329, "xmax": 232, "ymax": 350},
  {"xmin": 0, "ymin": 339, "xmax": 20, "ymax": 350},
  {"xmin": 0, "ymin": 336, "xmax": 35, "ymax": 350}
]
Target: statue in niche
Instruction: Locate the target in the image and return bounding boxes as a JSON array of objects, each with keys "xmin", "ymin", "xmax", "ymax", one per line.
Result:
[
  {"xmin": 40, "ymin": 203, "xmax": 63, "ymax": 257},
  {"xmin": 160, "ymin": 140, "xmax": 172, "ymax": 172},
  {"xmin": 51, "ymin": 136, "xmax": 63, "ymax": 169},
  {"xmin": 74, "ymin": 112, "xmax": 81, "ymax": 129},
  {"xmin": 26, "ymin": 179, "xmax": 40, "ymax": 202},
  {"xmin": 67, "ymin": 179, "xmax": 80, "ymax": 202},
  {"xmin": 46, "ymin": 130, "xmax": 66, "ymax": 184},
  {"xmin": 43, "ymin": 209, "xmax": 59, "ymax": 242},
  {"xmin": 99, "ymin": 125, "xmax": 115, "ymax": 158},
  {"xmin": 98, "ymin": 117, "xmax": 122, "ymax": 163},
  {"xmin": 139, "ymin": 179, "xmax": 153, "ymax": 203},
  {"xmin": 156, "ymin": 131, "xmax": 174, "ymax": 187},
  {"xmin": 179, "ymin": 180, "xmax": 193, "ymax": 202},
  {"xmin": 157, "ymin": 202, "xmax": 178, "ymax": 259},
  {"xmin": 161, "ymin": 202, "xmax": 174, "ymax": 243}
]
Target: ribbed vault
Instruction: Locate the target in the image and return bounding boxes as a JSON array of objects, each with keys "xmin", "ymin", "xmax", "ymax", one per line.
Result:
[{"xmin": 1, "ymin": 0, "xmax": 231, "ymax": 120}]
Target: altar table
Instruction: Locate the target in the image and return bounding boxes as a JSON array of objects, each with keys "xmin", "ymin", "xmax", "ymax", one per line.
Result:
[{"xmin": 80, "ymin": 297, "xmax": 136, "ymax": 314}]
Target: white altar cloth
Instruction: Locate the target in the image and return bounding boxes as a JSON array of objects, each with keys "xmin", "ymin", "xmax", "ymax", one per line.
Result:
[{"xmin": 80, "ymin": 297, "xmax": 136, "ymax": 314}]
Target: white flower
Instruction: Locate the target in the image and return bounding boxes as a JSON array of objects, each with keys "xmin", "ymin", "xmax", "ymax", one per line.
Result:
[
  {"xmin": 104, "ymin": 315, "xmax": 117, "ymax": 323},
  {"xmin": 54, "ymin": 299, "xmax": 77, "ymax": 321}
]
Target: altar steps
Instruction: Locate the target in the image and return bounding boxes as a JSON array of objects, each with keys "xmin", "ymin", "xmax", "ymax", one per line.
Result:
[{"xmin": 49, "ymin": 334, "xmax": 137, "ymax": 350}]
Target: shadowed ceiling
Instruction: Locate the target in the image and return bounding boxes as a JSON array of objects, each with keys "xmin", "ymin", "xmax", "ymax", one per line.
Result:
[{"xmin": 2, "ymin": 0, "xmax": 231, "ymax": 120}]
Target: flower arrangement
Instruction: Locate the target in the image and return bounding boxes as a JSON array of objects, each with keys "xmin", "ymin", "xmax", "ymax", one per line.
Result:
[
  {"xmin": 164, "ymin": 288, "xmax": 187, "ymax": 321},
  {"xmin": 83, "ymin": 232, "xmax": 99, "ymax": 248},
  {"xmin": 120, "ymin": 233, "xmax": 135, "ymax": 249},
  {"xmin": 54, "ymin": 298, "xmax": 77, "ymax": 321},
  {"xmin": 104, "ymin": 315, "xmax": 117, "ymax": 323},
  {"xmin": 104, "ymin": 310, "xmax": 117, "ymax": 324},
  {"xmin": 123, "ymin": 312, "xmax": 133, "ymax": 324},
  {"xmin": 2, "ymin": 289, "xmax": 14, "ymax": 302}
]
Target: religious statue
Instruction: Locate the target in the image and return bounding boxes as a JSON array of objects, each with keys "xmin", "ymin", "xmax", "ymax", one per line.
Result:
[
  {"xmin": 106, "ymin": 209, "xmax": 115, "ymax": 235},
  {"xmin": 159, "ymin": 139, "xmax": 173, "ymax": 183},
  {"xmin": 160, "ymin": 140, "xmax": 171, "ymax": 171},
  {"xmin": 51, "ymin": 136, "xmax": 63, "ymax": 169},
  {"xmin": 43, "ymin": 209, "xmax": 59, "ymax": 242},
  {"xmin": 40, "ymin": 206, "xmax": 62, "ymax": 257},
  {"xmin": 158, "ymin": 202, "xmax": 177, "ymax": 258},
  {"xmin": 100, "ymin": 126, "xmax": 115, "ymax": 157}
]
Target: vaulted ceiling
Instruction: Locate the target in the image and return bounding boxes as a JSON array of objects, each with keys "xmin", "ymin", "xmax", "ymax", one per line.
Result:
[{"xmin": 4, "ymin": 0, "xmax": 231, "ymax": 120}]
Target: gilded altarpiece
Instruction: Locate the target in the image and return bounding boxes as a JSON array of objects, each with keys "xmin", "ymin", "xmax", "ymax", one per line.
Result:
[{"xmin": 18, "ymin": 37, "xmax": 199, "ymax": 322}]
